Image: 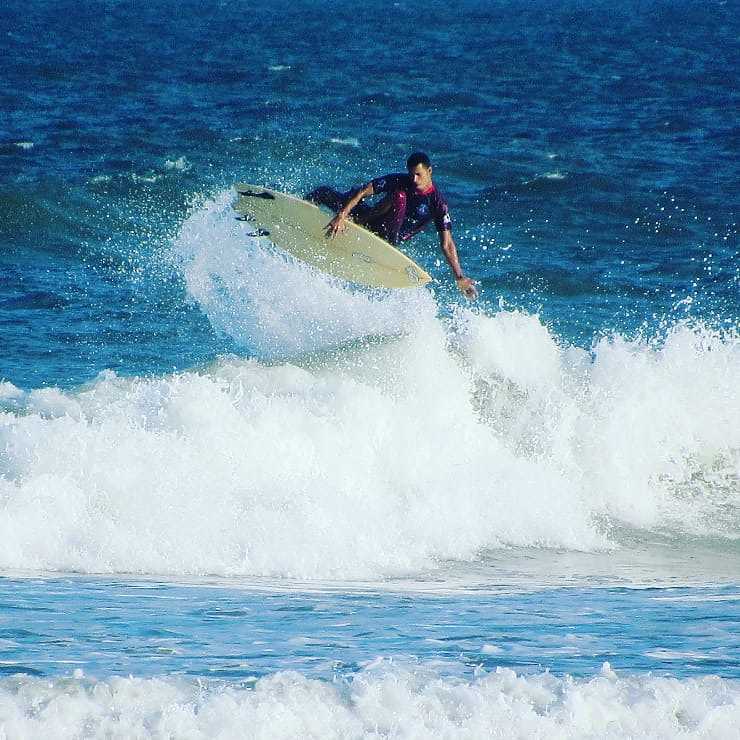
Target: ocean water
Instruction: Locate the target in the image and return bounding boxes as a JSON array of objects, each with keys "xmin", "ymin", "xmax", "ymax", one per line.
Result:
[{"xmin": 1, "ymin": 0, "xmax": 739, "ymax": 737}]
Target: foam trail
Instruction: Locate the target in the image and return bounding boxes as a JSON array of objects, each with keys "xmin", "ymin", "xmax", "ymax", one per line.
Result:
[
  {"xmin": 1, "ymin": 663, "xmax": 738, "ymax": 739},
  {"xmin": 173, "ymin": 191, "xmax": 435, "ymax": 358}
]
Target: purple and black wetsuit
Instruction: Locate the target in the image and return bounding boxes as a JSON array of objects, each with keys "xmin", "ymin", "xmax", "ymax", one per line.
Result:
[
  {"xmin": 307, "ymin": 173, "xmax": 452, "ymax": 245},
  {"xmin": 368, "ymin": 173, "xmax": 452, "ymax": 244}
]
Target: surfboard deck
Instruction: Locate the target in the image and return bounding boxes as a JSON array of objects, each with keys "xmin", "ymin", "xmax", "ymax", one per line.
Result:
[{"xmin": 233, "ymin": 183, "xmax": 432, "ymax": 289}]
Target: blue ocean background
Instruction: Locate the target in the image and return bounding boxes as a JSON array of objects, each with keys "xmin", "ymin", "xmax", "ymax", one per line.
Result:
[{"xmin": 1, "ymin": 0, "xmax": 738, "ymax": 736}]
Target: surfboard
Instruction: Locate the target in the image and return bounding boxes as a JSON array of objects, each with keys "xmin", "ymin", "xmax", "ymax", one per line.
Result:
[{"xmin": 233, "ymin": 183, "xmax": 432, "ymax": 289}]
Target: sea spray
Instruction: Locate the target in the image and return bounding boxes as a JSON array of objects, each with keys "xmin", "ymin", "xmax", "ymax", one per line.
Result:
[{"xmin": 174, "ymin": 191, "xmax": 434, "ymax": 358}]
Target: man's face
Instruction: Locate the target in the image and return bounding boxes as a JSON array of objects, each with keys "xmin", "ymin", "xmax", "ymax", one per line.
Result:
[{"xmin": 408, "ymin": 163, "xmax": 433, "ymax": 192}]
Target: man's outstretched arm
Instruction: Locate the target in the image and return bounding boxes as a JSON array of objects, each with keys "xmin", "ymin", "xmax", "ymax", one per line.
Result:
[
  {"xmin": 440, "ymin": 230, "xmax": 478, "ymax": 300},
  {"xmin": 326, "ymin": 182, "xmax": 374, "ymax": 237}
]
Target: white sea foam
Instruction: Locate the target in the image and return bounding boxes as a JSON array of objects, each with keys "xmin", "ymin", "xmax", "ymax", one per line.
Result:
[
  {"xmin": 0, "ymin": 663, "xmax": 738, "ymax": 739},
  {"xmin": 13, "ymin": 141, "xmax": 34, "ymax": 150},
  {"xmin": 130, "ymin": 172, "xmax": 162, "ymax": 184},
  {"xmin": 453, "ymin": 310, "xmax": 740, "ymax": 537},
  {"xmin": 0, "ymin": 382, "xmax": 24, "ymax": 406},
  {"xmin": 524, "ymin": 171, "xmax": 567, "ymax": 184},
  {"xmin": 164, "ymin": 156, "xmax": 191, "ymax": 172},
  {"xmin": 0, "ymin": 194, "xmax": 737, "ymax": 580},
  {"xmin": 330, "ymin": 137, "xmax": 361, "ymax": 147}
]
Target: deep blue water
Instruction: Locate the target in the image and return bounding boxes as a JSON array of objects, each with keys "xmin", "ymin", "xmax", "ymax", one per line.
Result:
[
  {"xmin": 0, "ymin": 1, "xmax": 738, "ymax": 735},
  {"xmin": 1, "ymin": 0, "xmax": 737, "ymax": 388}
]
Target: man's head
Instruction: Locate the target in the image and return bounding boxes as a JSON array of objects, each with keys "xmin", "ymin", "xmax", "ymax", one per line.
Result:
[{"xmin": 406, "ymin": 151, "xmax": 433, "ymax": 192}]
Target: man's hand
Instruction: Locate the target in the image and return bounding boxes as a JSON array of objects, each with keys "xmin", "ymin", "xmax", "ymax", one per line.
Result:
[
  {"xmin": 325, "ymin": 183, "xmax": 373, "ymax": 238},
  {"xmin": 456, "ymin": 277, "xmax": 478, "ymax": 301},
  {"xmin": 326, "ymin": 213, "xmax": 348, "ymax": 238}
]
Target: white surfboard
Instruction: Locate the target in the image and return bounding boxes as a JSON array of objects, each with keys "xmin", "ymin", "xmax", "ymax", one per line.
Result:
[{"xmin": 233, "ymin": 183, "xmax": 432, "ymax": 289}]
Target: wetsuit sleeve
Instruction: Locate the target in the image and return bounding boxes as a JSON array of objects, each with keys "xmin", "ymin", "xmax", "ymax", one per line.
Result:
[
  {"xmin": 433, "ymin": 192, "xmax": 453, "ymax": 233},
  {"xmin": 371, "ymin": 173, "xmax": 407, "ymax": 194}
]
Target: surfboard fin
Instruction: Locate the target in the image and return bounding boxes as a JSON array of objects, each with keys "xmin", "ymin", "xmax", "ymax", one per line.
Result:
[{"xmin": 238, "ymin": 189, "xmax": 276, "ymax": 200}]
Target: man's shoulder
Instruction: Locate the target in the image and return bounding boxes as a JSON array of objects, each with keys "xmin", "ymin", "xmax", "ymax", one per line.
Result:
[
  {"xmin": 429, "ymin": 185, "xmax": 449, "ymax": 210},
  {"xmin": 372, "ymin": 172, "xmax": 409, "ymax": 189}
]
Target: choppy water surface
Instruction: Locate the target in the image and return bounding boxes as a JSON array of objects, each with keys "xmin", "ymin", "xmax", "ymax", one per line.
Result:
[{"xmin": 3, "ymin": 577, "xmax": 740, "ymax": 681}]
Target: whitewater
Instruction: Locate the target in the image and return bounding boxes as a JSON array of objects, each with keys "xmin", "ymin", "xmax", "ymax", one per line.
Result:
[
  {"xmin": 2, "ymin": 664, "xmax": 740, "ymax": 739},
  {"xmin": 0, "ymin": 195, "xmax": 737, "ymax": 583},
  {"xmin": 2, "ymin": 195, "xmax": 739, "ymax": 737}
]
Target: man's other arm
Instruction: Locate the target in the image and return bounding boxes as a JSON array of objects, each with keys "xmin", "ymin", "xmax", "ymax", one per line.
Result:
[
  {"xmin": 439, "ymin": 230, "xmax": 478, "ymax": 300},
  {"xmin": 326, "ymin": 182, "xmax": 375, "ymax": 237}
]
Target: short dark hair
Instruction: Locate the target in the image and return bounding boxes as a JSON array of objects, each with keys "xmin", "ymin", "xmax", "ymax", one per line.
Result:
[{"xmin": 406, "ymin": 151, "xmax": 432, "ymax": 170}]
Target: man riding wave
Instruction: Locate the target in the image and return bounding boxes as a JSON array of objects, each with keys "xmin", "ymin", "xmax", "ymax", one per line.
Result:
[{"xmin": 307, "ymin": 152, "xmax": 477, "ymax": 299}]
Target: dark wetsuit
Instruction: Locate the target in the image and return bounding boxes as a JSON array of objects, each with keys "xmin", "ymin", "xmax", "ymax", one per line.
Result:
[
  {"xmin": 307, "ymin": 173, "xmax": 452, "ymax": 245},
  {"xmin": 370, "ymin": 173, "xmax": 452, "ymax": 243}
]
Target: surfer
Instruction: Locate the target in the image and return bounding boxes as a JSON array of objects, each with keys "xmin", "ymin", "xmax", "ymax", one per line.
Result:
[{"xmin": 306, "ymin": 152, "xmax": 478, "ymax": 299}]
